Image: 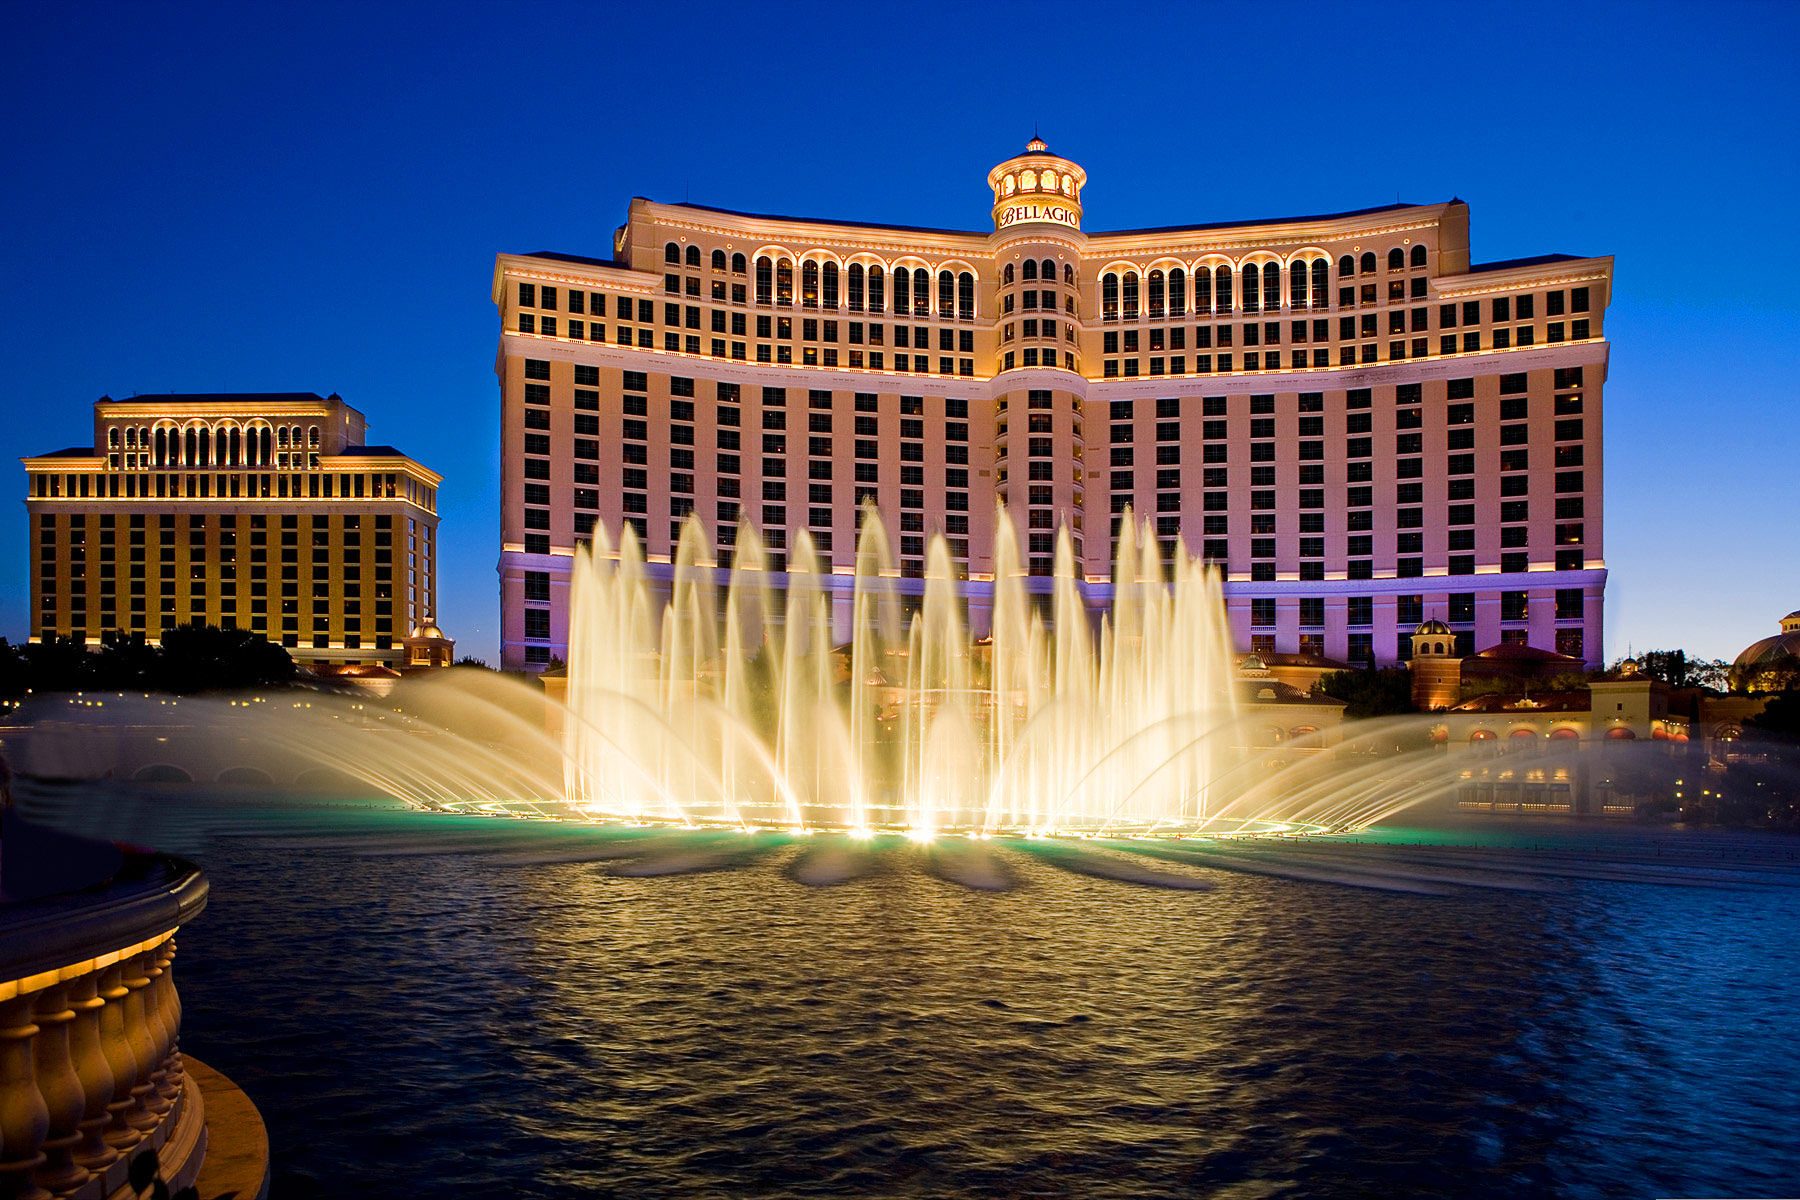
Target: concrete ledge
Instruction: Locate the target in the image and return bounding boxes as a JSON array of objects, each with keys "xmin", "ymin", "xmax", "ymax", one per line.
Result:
[{"xmin": 187, "ymin": 1057, "xmax": 270, "ymax": 1200}]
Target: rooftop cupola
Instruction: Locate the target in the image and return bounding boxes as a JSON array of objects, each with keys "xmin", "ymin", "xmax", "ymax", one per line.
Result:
[{"xmin": 987, "ymin": 138, "xmax": 1086, "ymax": 235}]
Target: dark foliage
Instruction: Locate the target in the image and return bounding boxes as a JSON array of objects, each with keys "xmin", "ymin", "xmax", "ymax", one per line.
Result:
[
  {"xmin": 0, "ymin": 626, "xmax": 297, "ymax": 697},
  {"xmin": 1317, "ymin": 668, "xmax": 1417, "ymax": 719}
]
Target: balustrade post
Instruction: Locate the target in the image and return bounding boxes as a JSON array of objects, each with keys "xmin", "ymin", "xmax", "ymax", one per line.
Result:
[
  {"xmin": 27, "ymin": 981, "xmax": 88, "ymax": 1196},
  {"xmin": 0, "ymin": 991, "xmax": 51, "ymax": 1200},
  {"xmin": 130, "ymin": 947, "xmax": 173, "ymax": 1119},
  {"xmin": 150, "ymin": 940, "xmax": 184, "ymax": 1103},
  {"xmin": 94, "ymin": 963, "xmax": 142, "ymax": 1154},
  {"xmin": 116, "ymin": 955, "xmax": 162, "ymax": 1132},
  {"xmin": 63, "ymin": 972, "xmax": 117, "ymax": 1174}
]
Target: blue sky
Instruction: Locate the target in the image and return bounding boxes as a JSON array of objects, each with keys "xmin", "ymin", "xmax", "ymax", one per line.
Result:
[{"xmin": 3, "ymin": 0, "xmax": 1795, "ymax": 664}]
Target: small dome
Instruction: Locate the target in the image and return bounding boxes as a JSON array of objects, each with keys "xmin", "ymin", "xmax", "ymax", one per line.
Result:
[
  {"xmin": 1733, "ymin": 608, "xmax": 1800, "ymax": 688},
  {"xmin": 409, "ymin": 619, "xmax": 447, "ymax": 640},
  {"xmin": 1025, "ymin": 136, "xmax": 1048, "ymax": 153},
  {"xmin": 1416, "ymin": 618, "xmax": 1452, "ymax": 637}
]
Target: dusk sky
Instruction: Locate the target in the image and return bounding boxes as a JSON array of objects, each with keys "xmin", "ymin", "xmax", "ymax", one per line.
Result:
[{"xmin": 4, "ymin": 0, "xmax": 1795, "ymax": 665}]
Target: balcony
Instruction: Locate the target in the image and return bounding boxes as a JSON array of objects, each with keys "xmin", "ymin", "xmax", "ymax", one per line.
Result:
[{"xmin": 0, "ymin": 816, "xmax": 268, "ymax": 1199}]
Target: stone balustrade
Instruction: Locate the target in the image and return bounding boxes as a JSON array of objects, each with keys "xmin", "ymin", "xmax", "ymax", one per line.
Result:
[{"xmin": 0, "ymin": 853, "xmax": 210, "ymax": 1200}]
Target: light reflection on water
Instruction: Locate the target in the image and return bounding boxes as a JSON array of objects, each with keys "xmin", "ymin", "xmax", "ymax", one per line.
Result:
[{"xmin": 67, "ymin": 796, "xmax": 1800, "ymax": 1199}]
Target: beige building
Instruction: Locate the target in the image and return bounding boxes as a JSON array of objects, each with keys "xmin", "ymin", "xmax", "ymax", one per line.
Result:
[
  {"xmin": 494, "ymin": 138, "xmax": 1611, "ymax": 672},
  {"xmin": 23, "ymin": 392, "xmax": 444, "ymax": 669}
]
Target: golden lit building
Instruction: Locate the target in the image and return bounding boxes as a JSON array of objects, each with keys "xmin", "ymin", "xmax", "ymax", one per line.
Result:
[
  {"xmin": 493, "ymin": 139, "xmax": 1611, "ymax": 672},
  {"xmin": 23, "ymin": 392, "xmax": 444, "ymax": 668}
]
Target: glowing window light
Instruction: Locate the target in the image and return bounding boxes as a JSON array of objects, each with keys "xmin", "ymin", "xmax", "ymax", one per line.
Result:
[{"xmin": 1020, "ymin": 169, "xmax": 1037, "ymax": 191}]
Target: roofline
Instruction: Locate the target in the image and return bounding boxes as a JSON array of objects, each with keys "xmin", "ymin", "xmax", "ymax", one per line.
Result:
[{"xmin": 621, "ymin": 197, "xmax": 1465, "ymax": 249}]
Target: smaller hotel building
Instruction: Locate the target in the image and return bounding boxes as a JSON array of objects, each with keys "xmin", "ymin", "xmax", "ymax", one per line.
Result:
[{"xmin": 23, "ymin": 393, "xmax": 444, "ymax": 668}]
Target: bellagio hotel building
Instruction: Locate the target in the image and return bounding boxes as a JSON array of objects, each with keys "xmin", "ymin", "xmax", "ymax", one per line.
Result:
[
  {"xmin": 494, "ymin": 140, "xmax": 1610, "ymax": 672},
  {"xmin": 23, "ymin": 393, "xmax": 444, "ymax": 669}
]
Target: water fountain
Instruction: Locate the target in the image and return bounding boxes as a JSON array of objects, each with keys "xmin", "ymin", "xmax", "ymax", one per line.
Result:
[{"xmin": 558, "ymin": 507, "xmax": 1292, "ymax": 837}]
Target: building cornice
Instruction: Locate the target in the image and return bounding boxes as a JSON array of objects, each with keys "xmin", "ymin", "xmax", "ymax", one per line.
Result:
[
  {"xmin": 1432, "ymin": 256, "xmax": 1614, "ymax": 298},
  {"xmin": 497, "ymin": 331, "xmax": 1610, "ymax": 399}
]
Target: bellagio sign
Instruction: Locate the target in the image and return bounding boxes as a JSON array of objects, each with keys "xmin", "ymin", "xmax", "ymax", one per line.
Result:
[{"xmin": 997, "ymin": 203, "xmax": 1080, "ymax": 231}]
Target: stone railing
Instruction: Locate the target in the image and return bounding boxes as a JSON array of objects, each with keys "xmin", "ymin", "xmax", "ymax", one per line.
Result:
[{"xmin": 0, "ymin": 852, "xmax": 209, "ymax": 1200}]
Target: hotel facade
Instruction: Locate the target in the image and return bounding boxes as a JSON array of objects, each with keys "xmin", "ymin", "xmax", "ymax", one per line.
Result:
[
  {"xmin": 23, "ymin": 393, "xmax": 445, "ymax": 668},
  {"xmin": 494, "ymin": 140, "xmax": 1610, "ymax": 672}
]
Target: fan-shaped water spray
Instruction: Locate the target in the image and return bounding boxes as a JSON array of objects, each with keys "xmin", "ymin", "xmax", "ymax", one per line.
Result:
[{"xmin": 561, "ymin": 507, "xmax": 1253, "ymax": 836}]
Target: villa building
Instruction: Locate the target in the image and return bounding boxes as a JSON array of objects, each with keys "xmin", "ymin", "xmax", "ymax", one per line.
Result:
[
  {"xmin": 493, "ymin": 140, "xmax": 1611, "ymax": 672},
  {"xmin": 22, "ymin": 392, "xmax": 445, "ymax": 669}
]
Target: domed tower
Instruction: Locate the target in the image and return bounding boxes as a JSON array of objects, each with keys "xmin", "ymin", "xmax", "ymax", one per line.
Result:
[
  {"xmin": 987, "ymin": 137, "xmax": 1087, "ymax": 237},
  {"xmin": 986, "ymin": 138, "xmax": 1090, "ymax": 576},
  {"xmin": 1411, "ymin": 618, "xmax": 1463, "ymax": 710}
]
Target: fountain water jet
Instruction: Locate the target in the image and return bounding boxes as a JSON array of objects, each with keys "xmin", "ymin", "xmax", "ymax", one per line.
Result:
[{"xmin": 560, "ymin": 507, "xmax": 1250, "ymax": 836}]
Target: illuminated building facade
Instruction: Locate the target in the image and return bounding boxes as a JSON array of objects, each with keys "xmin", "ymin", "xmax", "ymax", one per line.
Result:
[
  {"xmin": 23, "ymin": 393, "xmax": 444, "ymax": 668},
  {"xmin": 494, "ymin": 139, "xmax": 1610, "ymax": 672}
]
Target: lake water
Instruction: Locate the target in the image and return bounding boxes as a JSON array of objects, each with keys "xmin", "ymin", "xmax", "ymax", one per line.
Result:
[{"xmin": 30, "ymin": 790, "xmax": 1800, "ymax": 1199}]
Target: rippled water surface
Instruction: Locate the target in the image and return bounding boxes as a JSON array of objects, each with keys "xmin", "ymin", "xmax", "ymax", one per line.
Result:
[{"xmin": 46, "ymin": 792, "xmax": 1800, "ymax": 1199}]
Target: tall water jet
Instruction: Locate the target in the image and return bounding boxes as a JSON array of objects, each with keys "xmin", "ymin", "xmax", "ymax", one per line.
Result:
[{"xmin": 558, "ymin": 506, "xmax": 1245, "ymax": 836}]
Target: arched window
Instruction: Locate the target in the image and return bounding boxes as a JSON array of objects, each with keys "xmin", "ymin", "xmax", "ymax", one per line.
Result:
[
  {"xmin": 1122, "ymin": 271, "xmax": 1139, "ymax": 320},
  {"xmin": 1360, "ymin": 251, "xmax": 1376, "ymax": 274},
  {"xmin": 1041, "ymin": 258, "xmax": 1055, "ymax": 280},
  {"xmin": 1022, "ymin": 259, "xmax": 1037, "ymax": 281},
  {"xmin": 1339, "ymin": 254, "xmax": 1355, "ymax": 277},
  {"xmin": 665, "ymin": 242, "xmax": 680, "ymax": 263},
  {"xmin": 1102, "ymin": 272, "xmax": 1119, "ymax": 321},
  {"xmin": 108, "ymin": 427, "xmax": 120, "ymax": 447},
  {"xmin": 260, "ymin": 426, "xmax": 272, "ymax": 465},
  {"xmin": 1215, "ymin": 265, "xmax": 1233, "ymax": 311},
  {"xmin": 184, "ymin": 427, "xmax": 198, "ymax": 466},
  {"xmin": 1003, "ymin": 263, "xmax": 1015, "ymax": 286},
  {"xmin": 1411, "ymin": 244, "xmax": 1427, "ymax": 268},
  {"xmin": 938, "ymin": 269, "xmax": 954, "ymax": 317},
  {"xmin": 755, "ymin": 256, "xmax": 773, "ymax": 303},
  {"xmin": 276, "ymin": 426, "xmax": 288, "ymax": 448},
  {"xmin": 1020, "ymin": 169, "xmax": 1037, "ymax": 190},
  {"xmin": 1064, "ymin": 264, "xmax": 1075, "ymax": 285},
  {"xmin": 1147, "ymin": 269, "xmax": 1165, "ymax": 318},
  {"xmin": 686, "ymin": 245, "xmax": 701, "ymax": 268},
  {"xmin": 1290, "ymin": 261, "xmax": 1308, "ymax": 308},
  {"xmin": 822, "ymin": 262, "xmax": 838, "ymax": 308},
  {"xmin": 958, "ymin": 272, "xmax": 975, "ymax": 319},
  {"xmin": 913, "ymin": 271, "xmax": 930, "ymax": 316},
  {"xmin": 711, "ymin": 249, "xmax": 726, "ymax": 271},
  {"xmin": 731, "ymin": 252, "xmax": 746, "ymax": 274},
  {"xmin": 1196, "ymin": 266, "xmax": 1212, "ymax": 313},
  {"xmin": 847, "ymin": 264, "xmax": 864, "ymax": 311},
  {"xmin": 1311, "ymin": 259, "xmax": 1329, "ymax": 307},
  {"xmin": 308, "ymin": 426, "xmax": 320, "ymax": 448},
  {"xmin": 1263, "ymin": 264, "xmax": 1281, "ymax": 312},
  {"xmin": 867, "ymin": 265, "xmax": 884, "ymax": 312},
  {"xmin": 893, "ymin": 266, "xmax": 911, "ymax": 314},
  {"xmin": 154, "ymin": 427, "xmax": 166, "ymax": 465},
  {"xmin": 1169, "ymin": 268, "xmax": 1186, "ymax": 315},
  {"xmin": 1241, "ymin": 263, "xmax": 1260, "ymax": 313},
  {"xmin": 1388, "ymin": 247, "xmax": 1404, "ymax": 271},
  {"xmin": 801, "ymin": 260, "xmax": 818, "ymax": 307},
  {"xmin": 775, "ymin": 258, "xmax": 793, "ymax": 305}
]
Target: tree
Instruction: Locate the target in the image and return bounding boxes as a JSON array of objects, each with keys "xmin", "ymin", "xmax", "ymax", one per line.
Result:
[
  {"xmin": 154, "ymin": 624, "xmax": 297, "ymax": 693},
  {"xmin": 1749, "ymin": 690, "xmax": 1800, "ymax": 740},
  {"xmin": 1632, "ymin": 649, "xmax": 1731, "ymax": 691},
  {"xmin": 1318, "ymin": 668, "xmax": 1416, "ymax": 719}
]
